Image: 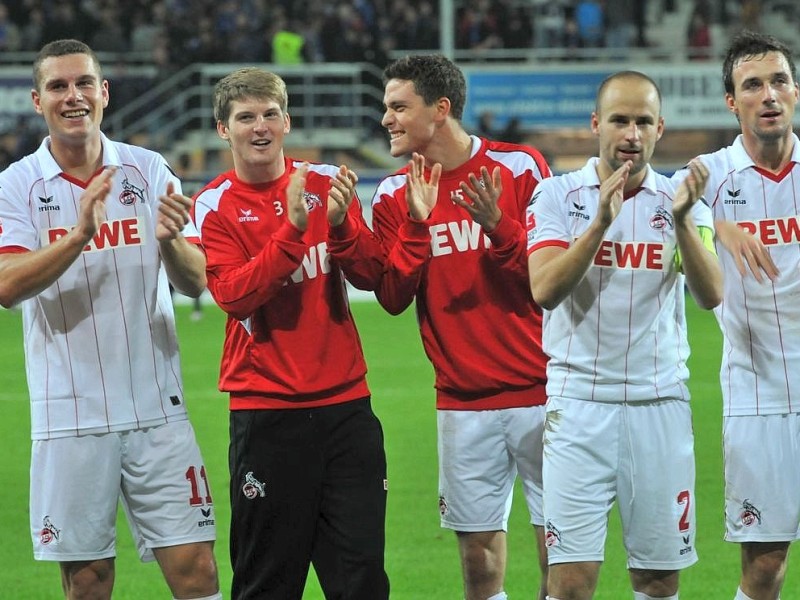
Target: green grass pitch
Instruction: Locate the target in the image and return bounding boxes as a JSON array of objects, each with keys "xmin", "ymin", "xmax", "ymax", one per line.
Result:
[{"xmin": 0, "ymin": 299, "xmax": 797, "ymax": 598}]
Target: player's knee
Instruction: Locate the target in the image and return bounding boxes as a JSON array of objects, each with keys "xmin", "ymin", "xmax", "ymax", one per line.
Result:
[
  {"xmin": 459, "ymin": 539, "xmax": 503, "ymax": 583},
  {"xmin": 742, "ymin": 542, "xmax": 789, "ymax": 588},
  {"xmin": 547, "ymin": 562, "xmax": 599, "ymax": 599},
  {"xmin": 629, "ymin": 568, "xmax": 679, "ymax": 597},
  {"xmin": 61, "ymin": 559, "xmax": 114, "ymax": 599},
  {"xmin": 158, "ymin": 542, "xmax": 219, "ymax": 597}
]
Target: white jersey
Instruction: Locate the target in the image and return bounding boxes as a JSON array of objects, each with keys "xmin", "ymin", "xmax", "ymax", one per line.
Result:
[
  {"xmin": 527, "ymin": 158, "xmax": 714, "ymax": 403},
  {"xmin": 0, "ymin": 134, "xmax": 197, "ymax": 439},
  {"xmin": 684, "ymin": 134, "xmax": 800, "ymax": 416}
]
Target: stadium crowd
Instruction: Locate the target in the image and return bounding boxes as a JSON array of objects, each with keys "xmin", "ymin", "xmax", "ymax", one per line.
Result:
[
  {"xmin": 0, "ymin": 1, "xmax": 780, "ymax": 62},
  {"xmin": 0, "ymin": 0, "xmax": 791, "ymax": 173}
]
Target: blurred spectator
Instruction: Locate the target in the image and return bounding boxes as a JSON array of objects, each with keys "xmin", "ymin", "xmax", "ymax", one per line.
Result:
[
  {"xmin": 0, "ymin": 2, "xmax": 20, "ymax": 52},
  {"xmin": 393, "ymin": 1, "xmax": 439, "ymax": 50},
  {"xmin": 41, "ymin": 3, "xmax": 87, "ymax": 45},
  {"xmin": 90, "ymin": 5, "xmax": 130, "ymax": 54},
  {"xmin": 533, "ymin": 0, "xmax": 569, "ymax": 48},
  {"xmin": 501, "ymin": 2, "xmax": 533, "ymax": 50},
  {"xmin": 563, "ymin": 13, "xmax": 582, "ymax": 57},
  {"xmin": 12, "ymin": 115, "xmax": 43, "ymax": 161},
  {"xmin": 739, "ymin": 0, "xmax": 761, "ymax": 31},
  {"xmin": 20, "ymin": 7, "xmax": 44, "ymax": 51},
  {"xmin": 227, "ymin": 11, "xmax": 266, "ymax": 62},
  {"xmin": 687, "ymin": 0, "xmax": 713, "ymax": 60},
  {"xmin": 500, "ymin": 117, "xmax": 525, "ymax": 144},
  {"xmin": 574, "ymin": 0, "xmax": 605, "ymax": 48},
  {"xmin": 456, "ymin": 0, "xmax": 502, "ymax": 50},
  {"xmin": 272, "ymin": 18, "xmax": 306, "ymax": 64},
  {"xmin": 214, "ymin": 0, "xmax": 239, "ymax": 39},
  {"xmin": 320, "ymin": 3, "xmax": 362, "ymax": 61},
  {"xmin": 130, "ymin": 2, "xmax": 165, "ymax": 55},
  {"xmin": 477, "ymin": 111, "xmax": 497, "ymax": 139},
  {"xmin": 634, "ymin": 0, "xmax": 649, "ymax": 46},
  {"xmin": 605, "ymin": 0, "xmax": 637, "ymax": 53}
]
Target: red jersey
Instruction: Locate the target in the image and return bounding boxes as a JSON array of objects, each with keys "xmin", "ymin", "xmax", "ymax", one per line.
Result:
[
  {"xmin": 371, "ymin": 136, "xmax": 551, "ymax": 410},
  {"xmin": 193, "ymin": 158, "xmax": 384, "ymax": 410}
]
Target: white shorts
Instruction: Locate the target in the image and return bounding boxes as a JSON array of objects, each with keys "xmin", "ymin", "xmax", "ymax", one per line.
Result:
[
  {"xmin": 437, "ymin": 405, "xmax": 545, "ymax": 532},
  {"xmin": 723, "ymin": 413, "xmax": 800, "ymax": 543},
  {"xmin": 543, "ymin": 396, "xmax": 697, "ymax": 570},
  {"xmin": 30, "ymin": 420, "xmax": 216, "ymax": 562}
]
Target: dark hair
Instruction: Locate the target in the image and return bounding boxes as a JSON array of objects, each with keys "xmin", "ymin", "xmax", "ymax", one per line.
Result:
[
  {"xmin": 33, "ymin": 39, "xmax": 102, "ymax": 91},
  {"xmin": 383, "ymin": 54, "xmax": 467, "ymax": 121},
  {"xmin": 595, "ymin": 70, "xmax": 662, "ymax": 114},
  {"xmin": 722, "ymin": 30, "xmax": 796, "ymax": 96}
]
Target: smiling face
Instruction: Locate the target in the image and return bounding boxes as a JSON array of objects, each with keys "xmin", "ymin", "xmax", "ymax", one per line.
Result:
[
  {"xmin": 381, "ymin": 78, "xmax": 443, "ymax": 157},
  {"xmin": 727, "ymin": 50, "xmax": 799, "ymax": 146},
  {"xmin": 592, "ymin": 75, "xmax": 664, "ymax": 188},
  {"xmin": 32, "ymin": 53, "xmax": 108, "ymax": 147},
  {"xmin": 217, "ymin": 97, "xmax": 290, "ymax": 183}
]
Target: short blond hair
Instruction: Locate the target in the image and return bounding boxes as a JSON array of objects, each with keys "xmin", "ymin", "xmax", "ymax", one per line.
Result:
[{"xmin": 213, "ymin": 68, "xmax": 288, "ymax": 125}]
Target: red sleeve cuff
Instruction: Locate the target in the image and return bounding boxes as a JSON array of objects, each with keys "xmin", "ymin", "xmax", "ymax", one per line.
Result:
[
  {"xmin": 272, "ymin": 220, "xmax": 306, "ymax": 243},
  {"xmin": 399, "ymin": 218, "xmax": 430, "ymax": 242},
  {"xmin": 485, "ymin": 212, "xmax": 517, "ymax": 246},
  {"xmin": 329, "ymin": 212, "xmax": 358, "ymax": 239}
]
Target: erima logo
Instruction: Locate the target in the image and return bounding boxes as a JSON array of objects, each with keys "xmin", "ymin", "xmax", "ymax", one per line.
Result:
[
  {"xmin": 680, "ymin": 534, "xmax": 693, "ymax": 555},
  {"xmin": 724, "ymin": 188, "xmax": 746, "ymax": 205},
  {"xmin": 38, "ymin": 196, "xmax": 60, "ymax": 212},
  {"xmin": 238, "ymin": 208, "xmax": 259, "ymax": 222},
  {"xmin": 197, "ymin": 506, "xmax": 215, "ymax": 527},
  {"xmin": 568, "ymin": 201, "xmax": 589, "ymax": 221}
]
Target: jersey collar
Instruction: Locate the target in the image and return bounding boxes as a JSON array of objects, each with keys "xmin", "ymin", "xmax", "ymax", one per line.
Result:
[
  {"xmin": 35, "ymin": 131, "xmax": 123, "ymax": 182},
  {"xmin": 729, "ymin": 132, "xmax": 800, "ymax": 172}
]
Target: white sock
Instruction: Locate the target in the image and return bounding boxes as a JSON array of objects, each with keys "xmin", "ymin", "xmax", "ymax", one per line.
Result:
[
  {"xmin": 633, "ymin": 593, "xmax": 678, "ymax": 600},
  {"xmin": 486, "ymin": 594, "xmax": 508, "ymax": 600},
  {"xmin": 734, "ymin": 589, "xmax": 756, "ymax": 600},
  {"xmin": 174, "ymin": 594, "xmax": 223, "ymax": 600}
]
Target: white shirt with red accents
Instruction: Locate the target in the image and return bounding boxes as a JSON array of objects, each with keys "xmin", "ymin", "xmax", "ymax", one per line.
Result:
[
  {"xmin": 528, "ymin": 158, "xmax": 713, "ymax": 403},
  {"xmin": 680, "ymin": 134, "xmax": 800, "ymax": 416},
  {"xmin": 0, "ymin": 134, "xmax": 195, "ymax": 439}
]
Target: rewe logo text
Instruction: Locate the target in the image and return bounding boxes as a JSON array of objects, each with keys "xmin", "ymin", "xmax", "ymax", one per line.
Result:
[{"xmin": 46, "ymin": 217, "xmax": 145, "ymax": 253}]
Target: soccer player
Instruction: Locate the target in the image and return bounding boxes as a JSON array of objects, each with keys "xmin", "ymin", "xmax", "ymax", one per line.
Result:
[
  {"xmin": 372, "ymin": 54, "xmax": 551, "ymax": 600},
  {"xmin": 674, "ymin": 30, "xmax": 800, "ymax": 600},
  {"xmin": 191, "ymin": 67, "xmax": 389, "ymax": 600},
  {"xmin": 527, "ymin": 71, "xmax": 722, "ymax": 600},
  {"xmin": 0, "ymin": 40, "xmax": 220, "ymax": 600}
]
